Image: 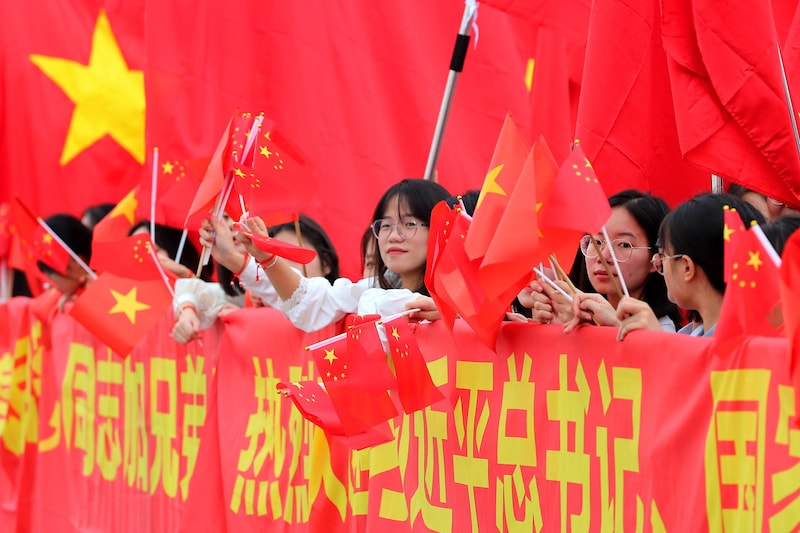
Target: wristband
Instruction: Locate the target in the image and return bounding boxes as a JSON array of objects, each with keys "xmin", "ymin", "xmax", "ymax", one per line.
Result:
[{"xmin": 235, "ymin": 253, "xmax": 250, "ymax": 277}]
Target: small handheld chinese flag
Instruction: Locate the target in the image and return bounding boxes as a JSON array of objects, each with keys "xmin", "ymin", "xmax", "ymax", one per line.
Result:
[{"xmin": 382, "ymin": 316, "xmax": 443, "ymax": 413}]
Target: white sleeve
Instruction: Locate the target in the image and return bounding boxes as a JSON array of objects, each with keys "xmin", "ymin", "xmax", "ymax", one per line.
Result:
[
  {"xmin": 357, "ymin": 287, "xmax": 419, "ymax": 317},
  {"xmin": 237, "ymin": 256, "xmax": 282, "ymax": 308},
  {"xmin": 279, "ymin": 277, "xmax": 374, "ymax": 332},
  {"xmin": 173, "ymin": 278, "xmax": 232, "ymax": 330}
]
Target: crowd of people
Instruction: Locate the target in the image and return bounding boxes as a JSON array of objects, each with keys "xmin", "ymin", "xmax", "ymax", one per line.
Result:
[{"xmin": 9, "ymin": 178, "xmax": 799, "ymax": 350}]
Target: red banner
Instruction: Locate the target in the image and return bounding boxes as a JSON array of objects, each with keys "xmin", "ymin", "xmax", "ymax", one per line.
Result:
[{"xmin": 0, "ymin": 299, "xmax": 797, "ymax": 531}]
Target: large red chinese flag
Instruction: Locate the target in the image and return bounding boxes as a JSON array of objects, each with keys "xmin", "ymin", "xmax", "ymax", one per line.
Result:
[
  {"xmin": 464, "ymin": 114, "xmax": 530, "ymax": 261},
  {"xmin": 479, "ymin": 137, "xmax": 559, "ymax": 298},
  {"xmin": 382, "ymin": 316, "xmax": 443, "ymax": 413},
  {"xmin": 714, "ymin": 224, "xmax": 784, "ymax": 351},
  {"xmin": 662, "ymin": 0, "xmax": 800, "ymax": 207},
  {"xmin": 0, "ymin": 6, "xmax": 144, "ymax": 217},
  {"xmin": 70, "ymin": 272, "xmax": 172, "ymax": 356},
  {"xmin": 575, "ymin": 0, "xmax": 709, "ymax": 208}
]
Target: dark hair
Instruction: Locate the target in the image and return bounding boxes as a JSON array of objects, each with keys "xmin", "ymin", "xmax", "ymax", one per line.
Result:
[
  {"xmin": 128, "ymin": 221, "xmax": 214, "ymax": 282},
  {"xmin": 269, "ymin": 214, "xmax": 340, "ymax": 284},
  {"xmin": 371, "ymin": 179, "xmax": 451, "ymax": 293},
  {"xmin": 81, "ymin": 203, "xmax": 115, "ymax": 230},
  {"xmin": 659, "ymin": 192, "xmax": 766, "ymax": 295},
  {"xmin": 446, "ymin": 189, "xmax": 480, "ymax": 215},
  {"xmin": 762, "ymin": 213, "xmax": 800, "ymax": 256},
  {"xmin": 36, "ymin": 214, "xmax": 93, "ymax": 276},
  {"xmin": 359, "ymin": 225, "xmax": 374, "ymax": 277}
]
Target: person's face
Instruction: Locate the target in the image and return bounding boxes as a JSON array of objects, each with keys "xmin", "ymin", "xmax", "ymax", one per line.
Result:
[
  {"xmin": 271, "ymin": 229, "xmax": 330, "ymax": 279},
  {"xmin": 375, "ymin": 196, "xmax": 429, "ymax": 289},
  {"xmin": 584, "ymin": 207, "xmax": 655, "ymax": 302},
  {"xmin": 45, "ymin": 259, "xmax": 87, "ymax": 297},
  {"xmin": 362, "ymin": 237, "xmax": 377, "ymax": 279}
]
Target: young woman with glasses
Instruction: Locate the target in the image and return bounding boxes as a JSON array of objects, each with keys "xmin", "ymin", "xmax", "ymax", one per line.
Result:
[
  {"xmin": 521, "ymin": 190, "xmax": 683, "ymax": 331},
  {"xmin": 202, "ymin": 178, "xmax": 450, "ymax": 333},
  {"xmin": 615, "ymin": 192, "xmax": 765, "ymax": 340}
]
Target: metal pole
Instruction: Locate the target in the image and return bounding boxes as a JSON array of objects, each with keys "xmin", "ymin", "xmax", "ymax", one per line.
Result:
[{"xmin": 423, "ymin": 1, "xmax": 478, "ymax": 180}]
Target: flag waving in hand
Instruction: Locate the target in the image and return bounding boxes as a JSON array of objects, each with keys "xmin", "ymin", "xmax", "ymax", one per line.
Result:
[
  {"xmin": 70, "ymin": 273, "xmax": 173, "ymax": 357},
  {"xmin": 464, "ymin": 113, "xmax": 529, "ymax": 261},
  {"xmin": 382, "ymin": 316, "xmax": 443, "ymax": 413}
]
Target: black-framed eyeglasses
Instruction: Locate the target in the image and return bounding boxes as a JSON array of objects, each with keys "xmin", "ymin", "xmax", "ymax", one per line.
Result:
[
  {"xmin": 371, "ymin": 218, "xmax": 428, "ymax": 240},
  {"xmin": 579, "ymin": 235, "xmax": 652, "ymax": 263},
  {"xmin": 651, "ymin": 252, "xmax": 685, "ymax": 275}
]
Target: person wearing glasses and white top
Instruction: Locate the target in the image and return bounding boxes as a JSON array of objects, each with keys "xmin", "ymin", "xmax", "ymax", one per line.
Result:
[
  {"xmin": 614, "ymin": 193, "xmax": 765, "ymax": 341},
  {"xmin": 520, "ymin": 190, "xmax": 683, "ymax": 332},
  {"xmin": 203, "ymin": 178, "xmax": 450, "ymax": 333}
]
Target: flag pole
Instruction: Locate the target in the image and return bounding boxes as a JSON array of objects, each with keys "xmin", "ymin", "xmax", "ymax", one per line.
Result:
[
  {"xmin": 423, "ymin": 0, "xmax": 478, "ymax": 180},
  {"xmin": 0, "ymin": 258, "xmax": 8, "ymax": 302},
  {"xmin": 150, "ymin": 147, "xmax": 159, "ymax": 239},
  {"xmin": 37, "ymin": 218, "xmax": 97, "ymax": 281},
  {"xmin": 777, "ymin": 44, "xmax": 800, "ymax": 160}
]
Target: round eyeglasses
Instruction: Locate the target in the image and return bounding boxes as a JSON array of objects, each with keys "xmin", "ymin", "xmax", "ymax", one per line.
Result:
[
  {"xmin": 579, "ymin": 235, "xmax": 652, "ymax": 263},
  {"xmin": 371, "ymin": 218, "xmax": 428, "ymax": 240},
  {"xmin": 650, "ymin": 252, "xmax": 685, "ymax": 275}
]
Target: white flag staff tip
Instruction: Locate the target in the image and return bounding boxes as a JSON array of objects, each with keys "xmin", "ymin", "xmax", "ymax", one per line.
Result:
[
  {"xmin": 533, "ymin": 267, "xmax": 574, "ymax": 302},
  {"xmin": 601, "ymin": 225, "xmax": 629, "ymax": 298},
  {"xmin": 423, "ymin": 0, "xmax": 479, "ymax": 180},
  {"xmin": 150, "ymin": 146, "xmax": 159, "ymax": 241}
]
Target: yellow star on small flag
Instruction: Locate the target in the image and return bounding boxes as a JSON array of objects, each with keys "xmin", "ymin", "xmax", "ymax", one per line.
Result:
[
  {"xmin": 746, "ymin": 250, "xmax": 763, "ymax": 271},
  {"xmin": 30, "ymin": 10, "xmax": 145, "ymax": 165},
  {"xmin": 323, "ymin": 348, "xmax": 338, "ymax": 364},
  {"xmin": 108, "ymin": 287, "xmax": 150, "ymax": 324}
]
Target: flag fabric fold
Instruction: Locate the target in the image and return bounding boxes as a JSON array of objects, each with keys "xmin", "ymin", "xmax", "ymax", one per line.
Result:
[
  {"xmin": 382, "ymin": 316, "xmax": 444, "ymax": 413},
  {"xmin": 464, "ymin": 113, "xmax": 530, "ymax": 261},
  {"xmin": 277, "ymin": 380, "xmax": 394, "ymax": 450},
  {"xmin": 231, "ymin": 223, "xmax": 317, "ymax": 264}
]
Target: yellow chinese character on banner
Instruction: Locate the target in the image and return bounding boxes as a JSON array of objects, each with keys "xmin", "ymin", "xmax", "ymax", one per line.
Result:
[
  {"xmin": 705, "ymin": 369, "xmax": 769, "ymax": 531},
  {"xmin": 97, "ymin": 347, "xmax": 123, "ymax": 481},
  {"xmin": 124, "ymin": 358, "xmax": 148, "ymax": 491},
  {"xmin": 179, "ymin": 354, "xmax": 207, "ymax": 500},
  {"xmin": 546, "ymin": 354, "xmax": 590, "ymax": 533},
  {"xmin": 232, "ymin": 357, "xmax": 286, "ymax": 518},
  {"xmin": 150, "ymin": 357, "xmax": 179, "ymax": 497},
  {"xmin": 453, "ymin": 360, "xmax": 493, "ymax": 531},
  {"xmin": 2, "ymin": 325, "xmax": 43, "ymax": 456},
  {"xmin": 63, "ymin": 344, "xmax": 96, "ymax": 476},
  {"xmin": 496, "ymin": 353, "xmax": 542, "ymax": 532},
  {"xmin": 768, "ymin": 384, "xmax": 800, "ymax": 531}
]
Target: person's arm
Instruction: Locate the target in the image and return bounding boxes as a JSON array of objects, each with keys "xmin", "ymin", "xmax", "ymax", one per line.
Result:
[{"xmin": 171, "ymin": 278, "xmax": 234, "ymax": 344}]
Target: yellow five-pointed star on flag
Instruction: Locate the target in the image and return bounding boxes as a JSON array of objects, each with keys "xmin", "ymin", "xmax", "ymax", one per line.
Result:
[
  {"xmin": 476, "ymin": 164, "xmax": 507, "ymax": 209},
  {"xmin": 29, "ymin": 10, "xmax": 145, "ymax": 165},
  {"xmin": 108, "ymin": 287, "xmax": 150, "ymax": 324}
]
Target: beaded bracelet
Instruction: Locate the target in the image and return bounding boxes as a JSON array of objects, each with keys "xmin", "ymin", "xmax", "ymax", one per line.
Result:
[{"xmin": 255, "ymin": 254, "xmax": 278, "ymax": 280}]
